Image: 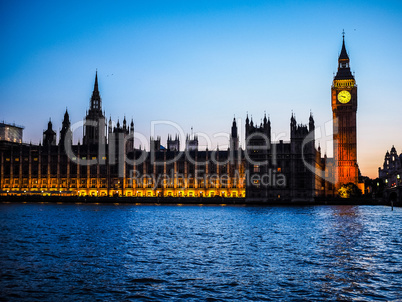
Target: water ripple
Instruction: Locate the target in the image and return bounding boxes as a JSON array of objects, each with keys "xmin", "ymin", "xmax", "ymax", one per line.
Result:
[{"xmin": 1, "ymin": 203, "xmax": 402, "ymax": 301}]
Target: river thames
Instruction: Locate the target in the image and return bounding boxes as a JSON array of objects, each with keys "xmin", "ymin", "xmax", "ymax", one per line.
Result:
[{"xmin": 0, "ymin": 202, "xmax": 401, "ymax": 301}]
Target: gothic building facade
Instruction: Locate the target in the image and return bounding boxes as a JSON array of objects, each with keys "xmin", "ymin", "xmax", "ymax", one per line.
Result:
[
  {"xmin": 0, "ymin": 72, "xmax": 323, "ymax": 200},
  {"xmin": 0, "ymin": 36, "xmax": 358, "ymax": 201},
  {"xmin": 378, "ymin": 146, "xmax": 402, "ymax": 203},
  {"xmin": 244, "ymin": 113, "xmax": 323, "ymax": 202}
]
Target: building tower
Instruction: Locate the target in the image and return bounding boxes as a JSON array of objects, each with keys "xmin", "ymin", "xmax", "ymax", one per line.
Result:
[
  {"xmin": 151, "ymin": 136, "xmax": 161, "ymax": 152},
  {"xmin": 128, "ymin": 119, "xmax": 134, "ymax": 153},
  {"xmin": 332, "ymin": 33, "xmax": 358, "ymax": 188},
  {"xmin": 43, "ymin": 119, "xmax": 56, "ymax": 146},
  {"xmin": 186, "ymin": 131, "xmax": 198, "ymax": 151},
  {"xmin": 230, "ymin": 118, "xmax": 239, "ymax": 150},
  {"xmin": 167, "ymin": 134, "xmax": 180, "ymax": 151},
  {"xmin": 59, "ymin": 109, "xmax": 71, "ymax": 149},
  {"xmin": 245, "ymin": 114, "xmax": 271, "ymax": 200},
  {"xmin": 83, "ymin": 71, "xmax": 106, "ymax": 145}
]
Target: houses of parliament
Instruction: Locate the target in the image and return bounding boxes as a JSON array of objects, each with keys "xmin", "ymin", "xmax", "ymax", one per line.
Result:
[{"xmin": 0, "ymin": 36, "xmax": 360, "ymax": 201}]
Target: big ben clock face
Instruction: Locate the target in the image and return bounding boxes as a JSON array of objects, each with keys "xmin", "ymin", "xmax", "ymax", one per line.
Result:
[{"xmin": 338, "ymin": 90, "xmax": 351, "ymax": 104}]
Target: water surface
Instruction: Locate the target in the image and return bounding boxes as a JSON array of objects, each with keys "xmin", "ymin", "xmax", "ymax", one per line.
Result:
[{"xmin": 1, "ymin": 203, "xmax": 401, "ymax": 301}]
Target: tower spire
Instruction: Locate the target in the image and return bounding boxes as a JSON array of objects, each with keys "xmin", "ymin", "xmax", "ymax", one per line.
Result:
[
  {"xmin": 339, "ymin": 31, "xmax": 349, "ymax": 62},
  {"xmin": 94, "ymin": 69, "xmax": 99, "ymax": 93},
  {"xmin": 90, "ymin": 70, "xmax": 101, "ymax": 111},
  {"xmin": 335, "ymin": 33, "xmax": 353, "ymax": 80},
  {"xmin": 84, "ymin": 71, "xmax": 106, "ymax": 145}
]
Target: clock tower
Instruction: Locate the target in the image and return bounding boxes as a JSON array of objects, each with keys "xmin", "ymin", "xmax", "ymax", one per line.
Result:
[{"xmin": 332, "ymin": 33, "xmax": 358, "ymax": 188}]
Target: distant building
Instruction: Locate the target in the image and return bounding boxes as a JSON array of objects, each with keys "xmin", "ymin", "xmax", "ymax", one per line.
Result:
[
  {"xmin": 378, "ymin": 146, "xmax": 402, "ymax": 203},
  {"xmin": 379, "ymin": 146, "xmax": 402, "ymax": 180},
  {"xmin": 0, "ymin": 122, "xmax": 24, "ymax": 143}
]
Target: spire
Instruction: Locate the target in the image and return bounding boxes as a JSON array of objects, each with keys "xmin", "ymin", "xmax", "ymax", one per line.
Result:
[
  {"xmin": 339, "ymin": 30, "xmax": 349, "ymax": 61},
  {"xmin": 309, "ymin": 111, "xmax": 315, "ymax": 131},
  {"xmin": 94, "ymin": 70, "xmax": 99, "ymax": 93},
  {"xmin": 60, "ymin": 109, "xmax": 71, "ymax": 147},
  {"xmin": 335, "ymin": 32, "xmax": 354, "ymax": 80},
  {"xmin": 291, "ymin": 112, "xmax": 296, "ymax": 131},
  {"xmin": 291, "ymin": 111, "xmax": 295, "ymax": 122},
  {"xmin": 62, "ymin": 109, "xmax": 69, "ymax": 123},
  {"xmin": 90, "ymin": 70, "xmax": 102, "ymax": 111},
  {"xmin": 231, "ymin": 117, "xmax": 238, "ymax": 138}
]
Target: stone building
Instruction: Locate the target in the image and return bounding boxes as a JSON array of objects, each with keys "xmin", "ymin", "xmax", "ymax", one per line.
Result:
[
  {"xmin": 0, "ymin": 72, "xmax": 325, "ymax": 200},
  {"xmin": 378, "ymin": 146, "xmax": 402, "ymax": 203},
  {"xmin": 0, "ymin": 122, "xmax": 24, "ymax": 144},
  {"xmin": 244, "ymin": 113, "xmax": 322, "ymax": 202}
]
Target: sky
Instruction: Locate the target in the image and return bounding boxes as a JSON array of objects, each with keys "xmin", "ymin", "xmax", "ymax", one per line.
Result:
[{"xmin": 1, "ymin": 0, "xmax": 401, "ymax": 179}]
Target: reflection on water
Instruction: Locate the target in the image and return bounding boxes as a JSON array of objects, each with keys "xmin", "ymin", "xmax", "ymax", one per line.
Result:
[
  {"xmin": 319, "ymin": 206, "xmax": 367, "ymax": 299},
  {"xmin": 0, "ymin": 203, "xmax": 401, "ymax": 301}
]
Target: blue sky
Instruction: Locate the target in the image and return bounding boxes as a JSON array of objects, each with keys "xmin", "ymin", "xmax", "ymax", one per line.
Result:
[{"xmin": 1, "ymin": 0, "xmax": 401, "ymax": 178}]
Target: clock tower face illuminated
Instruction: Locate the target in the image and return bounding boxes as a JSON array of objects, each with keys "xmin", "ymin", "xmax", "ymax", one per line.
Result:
[
  {"xmin": 337, "ymin": 90, "xmax": 351, "ymax": 103},
  {"xmin": 331, "ymin": 34, "xmax": 358, "ymax": 189}
]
